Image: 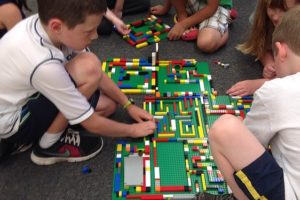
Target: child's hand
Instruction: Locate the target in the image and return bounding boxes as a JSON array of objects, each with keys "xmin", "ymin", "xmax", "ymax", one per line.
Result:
[
  {"xmin": 127, "ymin": 104, "xmax": 154, "ymax": 123},
  {"xmin": 129, "ymin": 121, "xmax": 156, "ymax": 138},
  {"xmin": 226, "ymin": 79, "xmax": 266, "ymax": 97},
  {"xmin": 263, "ymin": 63, "xmax": 276, "ymax": 79},
  {"xmin": 115, "ymin": 20, "xmax": 130, "ymax": 35},
  {"xmin": 150, "ymin": 5, "xmax": 169, "ymax": 15},
  {"xmin": 168, "ymin": 23, "xmax": 186, "ymax": 40}
]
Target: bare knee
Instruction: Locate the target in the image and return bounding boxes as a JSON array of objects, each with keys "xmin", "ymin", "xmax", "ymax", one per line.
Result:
[
  {"xmin": 80, "ymin": 52, "xmax": 102, "ymax": 81},
  {"xmin": 67, "ymin": 52, "xmax": 102, "ymax": 85},
  {"xmin": 197, "ymin": 35, "xmax": 219, "ymax": 53},
  {"xmin": 197, "ymin": 29, "xmax": 228, "ymax": 53},
  {"xmin": 209, "ymin": 114, "xmax": 240, "ymax": 143}
]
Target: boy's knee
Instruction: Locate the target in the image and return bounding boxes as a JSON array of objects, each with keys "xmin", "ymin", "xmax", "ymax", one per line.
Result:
[
  {"xmin": 209, "ymin": 114, "xmax": 239, "ymax": 141},
  {"xmin": 81, "ymin": 53, "xmax": 102, "ymax": 79}
]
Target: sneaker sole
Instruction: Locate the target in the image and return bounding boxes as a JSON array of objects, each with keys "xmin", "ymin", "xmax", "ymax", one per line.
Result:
[{"xmin": 30, "ymin": 137, "xmax": 104, "ymax": 165}]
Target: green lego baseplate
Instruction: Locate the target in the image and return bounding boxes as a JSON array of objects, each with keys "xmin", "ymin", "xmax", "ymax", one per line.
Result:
[
  {"xmin": 121, "ymin": 15, "xmax": 170, "ymax": 49},
  {"xmin": 102, "ymin": 56, "xmax": 252, "ymax": 200}
]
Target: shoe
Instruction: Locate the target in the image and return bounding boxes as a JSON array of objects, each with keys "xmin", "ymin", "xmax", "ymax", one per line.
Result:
[
  {"xmin": 0, "ymin": 139, "xmax": 32, "ymax": 161},
  {"xmin": 196, "ymin": 192, "xmax": 237, "ymax": 200},
  {"xmin": 31, "ymin": 128, "xmax": 103, "ymax": 165}
]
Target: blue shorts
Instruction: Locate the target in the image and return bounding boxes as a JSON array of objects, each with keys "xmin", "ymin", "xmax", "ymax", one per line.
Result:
[
  {"xmin": 234, "ymin": 151, "xmax": 285, "ymax": 200},
  {"xmin": 5, "ymin": 90, "xmax": 100, "ymax": 145}
]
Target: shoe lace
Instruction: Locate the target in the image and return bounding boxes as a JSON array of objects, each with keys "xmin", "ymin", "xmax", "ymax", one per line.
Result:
[{"xmin": 60, "ymin": 128, "xmax": 80, "ymax": 147}]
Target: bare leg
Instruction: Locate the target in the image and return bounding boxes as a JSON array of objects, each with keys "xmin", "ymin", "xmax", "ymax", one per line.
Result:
[
  {"xmin": 95, "ymin": 94, "xmax": 117, "ymax": 117},
  {"xmin": 197, "ymin": 28, "xmax": 229, "ymax": 53},
  {"xmin": 46, "ymin": 53, "xmax": 102, "ymax": 134},
  {"xmin": 209, "ymin": 114, "xmax": 265, "ymax": 200}
]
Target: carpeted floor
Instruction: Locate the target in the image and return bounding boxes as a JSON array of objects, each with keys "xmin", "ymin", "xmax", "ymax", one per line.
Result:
[{"xmin": 0, "ymin": 0, "xmax": 260, "ymax": 199}]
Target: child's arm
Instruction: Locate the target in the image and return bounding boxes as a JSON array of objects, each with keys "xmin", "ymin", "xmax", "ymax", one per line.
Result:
[
  {"xmin": 168, "ymin": 0, "xmax": 218, "ymax": 40},
  {"xmin": 81, "ymin": 71, "xmax": 155, "ymax": 138},
  {"xmin": 261, "ymin": 51, "xmax": 276, "ymax": 79},
  {"xmin": 82, "ymin": 112, "xmax": 156, "ymax": 138},
  {"xmin": 226, "ymin": 79, "xmax": 268, "ymax": 97},
  {"xmin": 98, "ymin": 72, "xmax": 154, "ymax": 122},
  {"xmin": 182, "ymin": 0, "xmax": 218, "ymax": 28},
  {"xmin": 150, "ymin": 0, "xmax": 172, "ymax": 15},
  {"xmin": 113, "ymin": 0, "xmax": 124, "ymax": 18},
  {"xmin": 104, "ymin": 8, "xmax": 130, "ymax": 35}
]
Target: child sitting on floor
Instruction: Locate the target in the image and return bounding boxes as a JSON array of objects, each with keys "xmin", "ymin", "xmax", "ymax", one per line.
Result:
[
  {"xmin": 208, "ymin": 5, "xmax": 300, "ymax": 199},
  {"xmin": 227, "ymin": 0, "xmax": 300, "ymax": 97},
  {"xmin": 150, "ymin": 0, "xmax": 233, "ymax": 53},
  {"xmin": 0, "ymin": 0, "xmax": 156, "ymax": 165}
]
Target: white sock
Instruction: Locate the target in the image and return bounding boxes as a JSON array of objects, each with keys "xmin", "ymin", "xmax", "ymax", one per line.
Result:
[{"xmin": 39, "ymin": 131, "xmax": 64, "ymax": 149}]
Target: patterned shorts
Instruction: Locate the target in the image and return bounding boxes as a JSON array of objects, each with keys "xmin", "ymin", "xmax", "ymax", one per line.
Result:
[{"xmin": 185, "ymin": 0, "xmax": 231, "ymax": 35}]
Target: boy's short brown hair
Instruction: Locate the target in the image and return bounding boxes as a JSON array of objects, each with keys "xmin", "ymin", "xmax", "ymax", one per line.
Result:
[
  {"xmin": 272, "ymin": 5, "xmax": 300, "ymax": 56},
  {"xmin": 37, "ymin": 0, "xmax": 107, "ymax": 28}
]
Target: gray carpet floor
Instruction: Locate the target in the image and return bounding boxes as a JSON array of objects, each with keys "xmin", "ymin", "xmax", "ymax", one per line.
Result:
[{"xmin": 0, "ymin": 0, "xmax": 260, "ymax": 199}]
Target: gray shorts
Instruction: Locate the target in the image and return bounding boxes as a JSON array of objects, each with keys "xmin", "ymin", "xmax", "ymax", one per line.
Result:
[{"xmin": 185, "ymin": 0, "xmax": 231, "ymax": 35}]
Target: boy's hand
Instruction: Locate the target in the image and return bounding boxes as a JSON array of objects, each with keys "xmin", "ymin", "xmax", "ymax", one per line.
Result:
[
  {"xmin": 168, "ymin": 22, "xmax": 186, "ymax": 40},
  {"xmin": 127, "ymin": 104, "xmax": 154, "ymax": 122},
  {"xmin": 129, "ymin": 121, "xmax": 156, "ymax": 138},
  {"xmin": 150, "ymin": 5, "xmax": 169, "ymax": 15},
  {"xmin": 263, "ymin": 63, "xmax": 276, "ymax": 79}
]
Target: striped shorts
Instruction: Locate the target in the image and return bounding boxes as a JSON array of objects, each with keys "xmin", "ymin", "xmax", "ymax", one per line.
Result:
[
  {"xmin": 185, "ymin": 0, "xmax": 231, "ymax": 35},
  {"xmin": 234, "ymin": 151, "xmax": 284, "ymax": 200}
]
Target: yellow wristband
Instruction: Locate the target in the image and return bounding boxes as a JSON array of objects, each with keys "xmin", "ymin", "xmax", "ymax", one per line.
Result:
[{"xmin": 123, "ymin": 100, "xmax": 132, "ymax": 109}]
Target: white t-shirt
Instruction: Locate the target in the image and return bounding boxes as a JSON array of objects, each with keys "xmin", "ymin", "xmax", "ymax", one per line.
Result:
[
  {"xmin": 244, "ymin": 72, "xmax": 300, "ymax": 200},
  {"xmin": 0, "ymin": 14, "xmax": 94, "ymax": 138}
]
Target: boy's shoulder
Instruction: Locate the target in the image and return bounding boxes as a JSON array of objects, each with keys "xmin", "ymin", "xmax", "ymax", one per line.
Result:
[
  {"xmin": 0, "ymin": 14, "xmax": 66, "ymax": 66},
  {"xmin": 256, "ymin": 73, "xmax": 300, "ymax": 98}
]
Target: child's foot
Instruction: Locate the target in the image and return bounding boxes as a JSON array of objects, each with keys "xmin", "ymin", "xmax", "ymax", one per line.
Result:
[
  {"xmin": 181, "ymin": 27, "xmax": 198, "ymax": 41},
  {"xmin": 226, "ymin": 79, "xmax": 267, "ymax": 97},
  {"xmin": 150, "ymin": 5, "xmax": 169, "ymax": 15},
  {"xmin": 31, "ymin": 128, "xmax": 104, "ymax": 165}
]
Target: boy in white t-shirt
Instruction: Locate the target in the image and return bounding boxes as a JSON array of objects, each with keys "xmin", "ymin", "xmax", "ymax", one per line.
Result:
[
  {"xmin": 207, "ymin": 6, "xmax": 300, "ymax": 200},
  {"xmin": 0, "ymin": 0, "xmax": 156, "ymax": 165}
]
